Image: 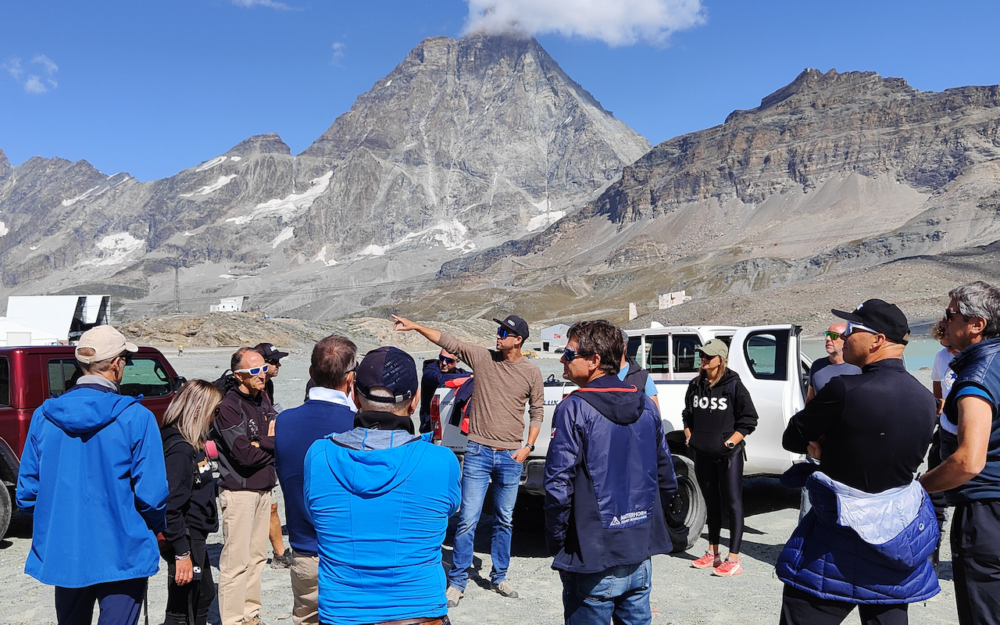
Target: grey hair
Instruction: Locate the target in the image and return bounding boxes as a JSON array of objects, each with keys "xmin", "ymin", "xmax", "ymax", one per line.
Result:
[
  {"xmin": 949, "ymin": 281, "xmax": 1000, "ymax": 339},
  {"xmin": 357, "ymin": 386, "xmax": 411, "ymax": 415}
]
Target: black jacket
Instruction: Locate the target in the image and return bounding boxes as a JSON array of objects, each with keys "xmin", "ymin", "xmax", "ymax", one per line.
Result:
[
  {"xmin": 212, "ymin": 388, "xmax": 277, "ymax": 491},
  {"xmin": 418, "ymin": 360, "xmax": 471, "ymax": 433},
  {"xmin": 682, "ymin": 369, "xmax": 758, "ymax": 458},
  {"xmin": 161, "ymin": 426, "xmax": 218, "ymax": 554},
  {"xmin": 783, "ymin": 358, "xmax": 936, "ymax": 493}
]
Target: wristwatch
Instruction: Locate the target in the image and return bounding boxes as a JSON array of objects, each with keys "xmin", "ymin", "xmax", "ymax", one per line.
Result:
[
  {"xmin": 526, "ymin": 444, "xmax": 535, "ymax": 452},
  {"xmin": 725, "ymin": 440, "xmax": 736, "ymax": 449}
]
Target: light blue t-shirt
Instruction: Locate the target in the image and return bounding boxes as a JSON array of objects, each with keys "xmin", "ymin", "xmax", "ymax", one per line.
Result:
[{"xmin": 618, "ymin": 366, "xmax": 658, "ymax": 396}]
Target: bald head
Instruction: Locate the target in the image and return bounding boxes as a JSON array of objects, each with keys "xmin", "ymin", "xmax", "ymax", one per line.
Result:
[{"xmin": 825, "ymin": 323, "xmax": 848, "ymax": 362}]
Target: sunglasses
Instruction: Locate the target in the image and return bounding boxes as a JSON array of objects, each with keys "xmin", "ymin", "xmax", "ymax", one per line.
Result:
[
  {"xmin": 234, "ymin": 364, "xmax": 270, "ymax": 376},
  {"xmin": 439, "ymin": 356, "xmax": 456, "ymax": 364},
  {"xmin": 116, "ymin": 353, "xmax": 134, "ymax": 366},
  {"xmin": 497, "ymin": 327, "xmax": 512, "ymax": 339},
  {"xmin": 843, "ymin": 321, "xmax": 879, "ymax": 338},
  {"xmin": 945, "ymin": 308, "xmax": 969, "ymax": 322},
  {"xmin": 824, "ymin": 331, "xmax": 841, "ymax": 341},
  {"xmin": 560, "ymin": 347, "xmax": 595, "ymax": 362}
]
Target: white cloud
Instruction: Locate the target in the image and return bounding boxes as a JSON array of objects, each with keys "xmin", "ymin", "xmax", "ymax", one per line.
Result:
[
  {"xmin": 32, "ymin": 54, "xmax": 58, "ymax": 75},
  {"xmin": 231, "ymin": 0, "xmax": 292, "ymax": 9},
  {"xmin": 463, "ymin": 0, "xmax": 706, "ymax": 47},
  {"xmin": 24, "ymin": 76, "xmax": 47, "ymax": 94},
  {"xmin": 331, "ymin": 42, "xmax": 346, "ymax": 65},
  {"xmin": 2, "ymin": 57, "xmax": 23, "ymax": 80}
]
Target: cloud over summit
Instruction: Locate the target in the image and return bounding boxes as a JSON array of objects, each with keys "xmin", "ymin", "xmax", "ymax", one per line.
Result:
[{"xmin": 463, "ymin": 0, "xmax": 706, "ymax": 47}]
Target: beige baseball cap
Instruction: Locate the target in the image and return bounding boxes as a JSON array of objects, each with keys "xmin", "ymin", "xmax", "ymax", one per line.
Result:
[
  {"xmin": 75, "ymin": 325, "xmax": 138, "ymax": 364},
  {"xmin": 697, "ymin": 338, "xmax": 729, "ymax": 359}
]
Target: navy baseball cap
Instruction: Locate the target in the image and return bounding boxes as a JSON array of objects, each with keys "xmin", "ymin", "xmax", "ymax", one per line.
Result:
[
  {"xmin": 493, "ymin": 314, "xmax": 529, "ymax": 340},
  {"xmin": 255, "ymin": 342, "xmax": 289, "ymax": 362},
  {"xmin": 832, "ymin": 299, "xmax": 910, "ymax": 345},
  {"xmin": 355, "ymin": 346, "xmax": 419, "ymax": 403}
]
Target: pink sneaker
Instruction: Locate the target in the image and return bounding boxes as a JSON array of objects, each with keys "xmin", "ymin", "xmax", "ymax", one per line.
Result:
[
  {"xmin": 691, "ymin": 552, "xmax": 722, "ymax": 569},
  {"xmin": 713, "ymin": 559, "xmax": 743, "ymax": 576}
]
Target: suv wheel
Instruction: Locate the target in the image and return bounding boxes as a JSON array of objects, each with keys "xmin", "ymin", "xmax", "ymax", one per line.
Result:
[
  {"xmin": 0, "ymin": 485, "xmax": 11, "ymax": 540},
  {"xmin": 663, "ymin": 454, "xmax": 707, "ymax": 552}
]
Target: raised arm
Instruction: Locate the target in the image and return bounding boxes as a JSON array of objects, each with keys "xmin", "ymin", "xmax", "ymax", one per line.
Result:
[
  {"xmin": 392, "ymin": 315, "xmax": 443, "ymax": 345},
  {"xmin": 392, "ymin": 314, "xmax": 488, "ymax": 369}
]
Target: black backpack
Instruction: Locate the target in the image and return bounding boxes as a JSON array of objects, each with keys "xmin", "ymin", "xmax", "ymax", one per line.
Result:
[
  {"xmin": 214, "ymin": 370, "xmax": 238, "ymax": 395},
  {"xmin": 622, "ymin": 356, "xmax": 650, "ymax": 395}
]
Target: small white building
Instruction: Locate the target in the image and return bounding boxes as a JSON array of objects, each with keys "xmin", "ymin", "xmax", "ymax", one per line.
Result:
[
  {"xmin": 0, "ymin": 318, "xmax": 62, "ymax": 346},
  {"xmin": 540, "ymin": 323, "xmax": 572, "ymax": 352},
  {"xmin": 658, "ymin": 290, "xmax": 692, "ymax": 309},
  {"xmin": 210, "ymin": 296, "xmax": 249, "ymax": 312}
]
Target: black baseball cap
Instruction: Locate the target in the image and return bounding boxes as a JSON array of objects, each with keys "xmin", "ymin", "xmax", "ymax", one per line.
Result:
[
  {"xmin": 493, "ymin": 315, "xmax": 529, "ymax": 340},
  {"xmin": 355, "ymin": 346, "xmax": 419, "ymax": 403},
  {"xmin": 255, "ymin": 342, "xmax": 289, "ymax": 362},
  {"xmin": 831, "ymin": 299, "xmax": 910, "ymax": 345}
]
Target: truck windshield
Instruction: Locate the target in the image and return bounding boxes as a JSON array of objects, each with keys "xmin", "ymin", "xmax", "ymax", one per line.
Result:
[{"xmin": 47, "ymin": 357, "xmax": 173, "ymax": 398}]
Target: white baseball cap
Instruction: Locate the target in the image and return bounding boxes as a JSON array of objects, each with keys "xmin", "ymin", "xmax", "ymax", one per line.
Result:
[{"xmin": 75, "ymin": 325, "xmax": 138, "ymax": 364}]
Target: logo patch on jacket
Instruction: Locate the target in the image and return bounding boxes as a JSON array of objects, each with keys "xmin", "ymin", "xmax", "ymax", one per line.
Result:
[
  {"xmin": 608, "ymin": 510, "xmax": 649, "ymax": 528},
  {"xmin": 692, "ymin": 395, "xmax": 729, "ymax": 411}
]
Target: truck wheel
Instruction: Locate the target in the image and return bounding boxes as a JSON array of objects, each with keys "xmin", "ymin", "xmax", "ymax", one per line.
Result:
[
  {"xmin": 663, "ymin": 455, "xmax": 706, "ymax": 553},
  {"xmin": 0, "ymin": 486, "xmax": 11, "ymax": 540}
]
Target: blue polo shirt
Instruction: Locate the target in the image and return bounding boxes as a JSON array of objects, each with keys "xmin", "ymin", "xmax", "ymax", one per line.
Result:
[{"xmin": 274, "ymin": 388, "xmax": 356, "ymax": 556}]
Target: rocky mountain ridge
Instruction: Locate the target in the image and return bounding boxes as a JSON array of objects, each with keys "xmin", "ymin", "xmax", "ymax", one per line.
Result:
[
  {"xmin": 0, "ymin": 34, "xmax": 649, "ymax": 319},
  {"xmin": 419, "ymin": 68, "xmax": 1000, "ymax": 325}
]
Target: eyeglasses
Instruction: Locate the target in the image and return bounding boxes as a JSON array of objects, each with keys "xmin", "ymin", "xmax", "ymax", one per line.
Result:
[
  {"xmin": 234, "ymin": 364, "xmax": 269, "ymax": 376},
  {"xmin": 945, "ymin": 308, "xmax": 969, "ymax": 322},
  {"xmin": 439, "ymin": 356, "xmax": 456, "ymax": 364},
  {"xmin": 560, "ymin": 348, "xmax": 595, "ymax": 362},
  {"xmin": 497, "ymin": 327, "xmax": 511, "ymax": 339},
  {"xmin": 824, "ymin": 331, "xmax": 841, "ymax": 341},
  {"xmin": 345, "ymin": 360, "xmax": 359, "ymax": 374},
  {"xmin": 117, "ymin": 353, "xmax": 133, "ymax": 366},
  {"xmin": 843, "ymin": 321, "xmax": 879, "ymax": 338}
]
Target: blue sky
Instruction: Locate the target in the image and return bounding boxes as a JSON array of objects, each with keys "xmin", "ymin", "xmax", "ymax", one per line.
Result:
[{"xmin": 2, "ymin": 0, "xmax": 999, "ymax": 182}]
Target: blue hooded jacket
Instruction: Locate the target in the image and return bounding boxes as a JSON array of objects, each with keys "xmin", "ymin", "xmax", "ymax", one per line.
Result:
[
  {"xmin": 544, "ymin": 374, "xmax": 677, "ymax": 574},
  {"xmin": 16, "ymin": 383, "xmax": 168, "ymax": 587},
  {"xmin": 303, "ymin": 427, "xmax": 461, "ymax": 625},
  {"xmin": 776, "ymin": 465, "xmax": 940, "ymax": 604}
]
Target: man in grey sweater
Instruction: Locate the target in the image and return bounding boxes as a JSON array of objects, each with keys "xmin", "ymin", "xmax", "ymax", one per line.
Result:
[{"xmin": 392, "ymin": 314, "xmax": 544, "ymax": 606}]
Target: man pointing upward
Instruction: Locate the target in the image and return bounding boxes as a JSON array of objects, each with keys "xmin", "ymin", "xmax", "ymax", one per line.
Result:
[{"xmin": 392, "ymin": 314, "xmax": 544, "ymax": 607}]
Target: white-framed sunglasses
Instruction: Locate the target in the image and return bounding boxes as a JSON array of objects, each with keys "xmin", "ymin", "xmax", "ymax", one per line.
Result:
[
  {"xmin": 234, "ymin": 364, "xmax": 269, "ymax": 376},
  {"xmin": 843, "ymin": 321, "xmax": 879, "ymax": 338}
]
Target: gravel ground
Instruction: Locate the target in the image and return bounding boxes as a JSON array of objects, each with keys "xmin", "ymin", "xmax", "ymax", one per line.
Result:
[{"xmin": 0, "ymin": 346, "xmax": 959, "ymax": 624}]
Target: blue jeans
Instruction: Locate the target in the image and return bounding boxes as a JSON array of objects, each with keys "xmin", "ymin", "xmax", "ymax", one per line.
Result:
[
  {"xmin": 561, "ymin": 559, "xmax": 652, "ymax": 625},
  {"xmin": 447, "ymin": 440, "xmax": 522, "ymax": 589}
]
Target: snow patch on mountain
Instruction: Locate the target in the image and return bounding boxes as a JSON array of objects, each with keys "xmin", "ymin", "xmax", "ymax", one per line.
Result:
[
  {"xmin": 227, "ymin": 172, "xmax": 333, "ymax": 226},
  {"xmin": 230, "ymin": 156, "xmax": 242, "ymax": 162},
  {"xmin": 80, "ymin": 232, "xmax": 145, "ymax": 267},
  {"xmin": 195, "ymin": 156, "xmax": 227, "ymax": 172},
  {"xmin": 180, "ymin": 175, "xmax": 238, "ymax": 198},
  {"xmin": 0, "ymin": 221, "xmax": 8, "ymax": 237},
  {"xmin": 271, "ymin": 227, "xmax": 295, "ymax": 249},
  {"xmin": 399, "ymin": 220, "xmax": 476, "ymax": 253},
  {"xmin": 62, "ymin": 185, "xmax": 101, "ymax": 207},
  {"xmin": 358, "ymin": 244, "xmax": 387, "ymax": 257},
  {"xmin": 527, "ymin": 210, "xmax": 565, "ymax": 231},
  {"xmin": 313, "ymin": 245, "xmax": 337, "ymax": 266}
]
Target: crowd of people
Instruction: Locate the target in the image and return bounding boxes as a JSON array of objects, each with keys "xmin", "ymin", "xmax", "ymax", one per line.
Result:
[{"xmin": 12, "ymin": 280, "xmax": 1000, "ymax": 625}]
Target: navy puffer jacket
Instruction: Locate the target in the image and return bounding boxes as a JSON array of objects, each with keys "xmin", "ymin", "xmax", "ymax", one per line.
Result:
[{"xmin": 776, "ymin": 465, "xmax": 940, "ymax": 604}]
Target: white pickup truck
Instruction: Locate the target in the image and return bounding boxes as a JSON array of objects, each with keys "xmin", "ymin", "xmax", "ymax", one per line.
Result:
[{"xmin": 428, "ymin": 323, "xmax": 812, "ymax": 551}]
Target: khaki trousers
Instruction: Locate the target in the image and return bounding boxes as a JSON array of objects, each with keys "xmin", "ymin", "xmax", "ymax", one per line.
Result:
[
  {"xmin": 290, "ymin": 553, "xmax": 319, "ymax": 625},
  {"xmin": 219, "ymin": 489, "xmax": 271, "ymax": 625}
]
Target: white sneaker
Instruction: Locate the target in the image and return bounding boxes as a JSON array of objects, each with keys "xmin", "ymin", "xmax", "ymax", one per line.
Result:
[{"xmin": 446, "ymin": 585, "xmax": 464, "ymax": 608}]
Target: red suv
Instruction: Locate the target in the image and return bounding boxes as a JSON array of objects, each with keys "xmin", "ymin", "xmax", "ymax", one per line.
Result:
[{"xmin": 0, "ymin": 346, "xmax": 184, "ymax": 538}]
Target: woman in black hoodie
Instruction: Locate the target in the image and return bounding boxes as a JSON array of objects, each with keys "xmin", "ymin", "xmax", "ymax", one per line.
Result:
[
  {"xmin": 161, "ymin": 380, "xmax": 224, "ymax": 625},
  {"xmin": 682, "ymin": 339, "xmax": 758, "ymax": 577}
]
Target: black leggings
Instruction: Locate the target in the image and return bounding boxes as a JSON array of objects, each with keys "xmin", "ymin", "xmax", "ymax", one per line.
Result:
[
  {"xmin": 165, "ymin": 540, "xmax": 215, "ymax": 625},
  {"xmin": 694, "ymin": 451, "xmax": 744, "ymax": 554}
]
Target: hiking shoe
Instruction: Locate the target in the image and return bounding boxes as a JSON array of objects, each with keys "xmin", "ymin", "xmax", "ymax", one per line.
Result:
[
  {"xmin": 713, "ymin": 559, "xmax": 743, "ymax": 577},
  {"xmin": 270, "ymin": 550, "xmax": 293, "ymax": 569},
  {"xmin": 691, "ymin": 552, "xmax": 722, "ymax": 569},
  {"xmin": 445, "ymin": 585, "xmax": 464, "ymax": 608},
  {"xmin": 491, "ymin": 580, "xmax": 519, "ymax": 598},
  {"xmin": 244, "ymin": 616, "xmax": 266, "ymax": 625}
]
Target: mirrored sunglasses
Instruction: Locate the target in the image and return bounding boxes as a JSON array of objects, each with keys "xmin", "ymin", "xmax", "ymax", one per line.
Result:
[
  {"xmin": 843, "ymin": 321, "xmax": 878, "ymax": 338},
  {"xmin": 824, "ymin": 331, "xmax": 841, "ymax": 341},
  {"xmin": 560, "ymin": 347, "xmax": 595, "ymax": 362},
  {"xmin": 497, "ymin": 326, "xmax": 511, "ymax": 339},
  {"xmin": 234, "ymin": 364, "xmax": 269, "ymax": 376},
  {"xmin": 945, "ymin": 308, "xmax": 968, "ymax": 322},
  {"xmin": 438, "ymin": 356, "xmax": 456, "ymax": 364}
]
